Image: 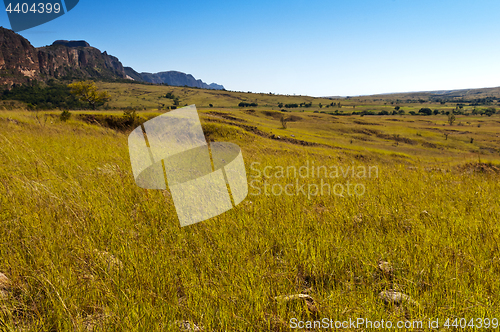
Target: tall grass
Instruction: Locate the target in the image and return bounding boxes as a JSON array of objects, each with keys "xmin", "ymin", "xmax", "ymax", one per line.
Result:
[{"xmin": 0, "ymin": 111, "xmax": 499, "ymax": 331}]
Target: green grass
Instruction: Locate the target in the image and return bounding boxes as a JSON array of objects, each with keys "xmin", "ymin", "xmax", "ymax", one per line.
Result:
[{"xmin": 0, "ymin": 105, "xmax": 499, "ymax": 331}]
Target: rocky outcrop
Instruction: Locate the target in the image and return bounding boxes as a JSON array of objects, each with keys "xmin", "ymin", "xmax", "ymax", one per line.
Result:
[
  {"xmin": 124, "ymin": 66, "xmax": 144, "ymax": 81},
  {"xmin": 0, "ymin": 26, "xmax": 126, "ymax": 86},
  {"xmin": 0, "ymin": 26, "xmax": 41, "ymax": 85},
  {"xmin": 0, "ymin": 26, "xmax": 225, "ymax": 90},
  {"xmin": 37, "ymin": 44, "xmax": 127, "ymax": 80}
]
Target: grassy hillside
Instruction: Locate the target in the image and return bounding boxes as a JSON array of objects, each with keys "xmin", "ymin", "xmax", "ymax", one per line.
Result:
[
  {"xmin": 95, "ymin": 82, "xmax": 499, "ymax": 118},
  {"xmin": 0, "ymin": 87, "xmax": 499, "ymax": 331},
  {"xmin": 97, "ymin": 82, "xmax": 334, "ymax": 110},
  {"xmin": 357, "ymin": 86, "xmax": 500, "ymax": 103}
]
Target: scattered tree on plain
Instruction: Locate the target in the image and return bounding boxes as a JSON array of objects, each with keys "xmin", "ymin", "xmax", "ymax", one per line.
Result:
[
  {"xmin": 484, "ymin": 107, "xmax": 496, "ymax": 117},
  {"xmin": 448, "ymin": 113, "xmax": 456, "ymax": 126},
  {"xmin": 68, "ymin": 81, "xmax": 111, "ymax": 110},
  {"xmin": 418, "ymin": 107, "xmax": 432, "ymax": 116},
  {"xmin": 281, "ymin": 115, "xmax": 288, "ymax": 129}
]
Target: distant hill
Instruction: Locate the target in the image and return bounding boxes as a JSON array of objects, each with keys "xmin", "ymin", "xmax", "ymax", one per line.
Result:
[
  {"xmin": 125, "ymin": 68, "xmax": 225, "ymax": 90},
  {"xmin": 353, "ymin": 87, "xmax": 500, "ymax": 102},
  {"xmin": 0, "ymin": 27, "xmax": 225, "ymax": 90}
]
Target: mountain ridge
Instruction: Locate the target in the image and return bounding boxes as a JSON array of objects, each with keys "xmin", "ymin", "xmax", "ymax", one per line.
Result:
[
  {"xmin": 137, "ymin": 70, "xmax": 224, "ymax": 90},
  {"xmin": 0, "ymin": 27, "xmax": 225, "ymax": 90}
]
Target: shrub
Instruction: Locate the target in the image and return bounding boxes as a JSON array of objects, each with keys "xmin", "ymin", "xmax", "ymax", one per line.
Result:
[
  {"xmin": 123, "ymin": 109, "xmax": 138, "ymax": 127},
  {"xmin": 60, "ymin": 110, "xmax": 71, "ymax": 122}
]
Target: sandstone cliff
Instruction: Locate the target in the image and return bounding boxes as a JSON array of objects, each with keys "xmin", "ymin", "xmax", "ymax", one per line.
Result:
[
  {"xmin": 0, "ymin": 26, "xmax": 225, "ymax": 90},
  {"xmin": 0, "ymin": 26, "xmax": 126, "ymax": 86},
  {"xmin": 0, "ymin": 26, "xmax": 41, "ymax": 85}
]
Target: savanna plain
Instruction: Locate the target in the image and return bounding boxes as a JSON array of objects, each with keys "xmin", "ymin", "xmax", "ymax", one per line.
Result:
[{"xmin": 0, "ymin": 83, "xmax": 500, "ymax": 331}]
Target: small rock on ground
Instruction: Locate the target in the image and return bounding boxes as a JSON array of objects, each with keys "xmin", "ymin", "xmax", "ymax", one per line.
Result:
[
  {"xmin": 94, "ymin": 250, "xmax": 123, "ymax": 271},
  {"xmin": 175, "ymin": 320, "xmax": 202, "ymax": 332},
  {"xmin": 377, "ymin": 261, "xmax": 394, "ymax": 275},
  {"xmin": 379, "ymin": 290, "xmax": 420, "ymax": 307},
  {"xmin": 275, "ymin": 293, "xmax": 319, "ymax": 314}
]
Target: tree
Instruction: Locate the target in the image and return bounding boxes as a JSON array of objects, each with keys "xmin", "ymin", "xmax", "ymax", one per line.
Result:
[
  {"xmin": 418, "ymin": 107, "xmax": 432, "ymax": 116},
  {"xmin": 68, "ymin": 81, "xmax": 110, "ymax": 110},
  {"xmin": 394, "ymin": 106, "xmax": 400, "ymax": 111},
  {"xmin": 485, "ymin": 107, "xmax": 496, "ymax": 117},
  {"xmin": 280, "ymin": 115, "xmax": 288, "ymax": 129},
  {"xmin": 448, "ymin": 113, "xmax": 456, "ymax": 126},
  {"xmin": 239, "ymin": 102, "xmax": 258, "ymax": 107},
  {"xmin": 433, "ymin": 109, "xmax": 440, "ymax": 115}
]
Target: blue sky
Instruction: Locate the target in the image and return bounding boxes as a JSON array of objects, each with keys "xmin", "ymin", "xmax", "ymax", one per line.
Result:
[{"xmin": 1, "ymin": 0, "xmax": 500, "ymax": 96}]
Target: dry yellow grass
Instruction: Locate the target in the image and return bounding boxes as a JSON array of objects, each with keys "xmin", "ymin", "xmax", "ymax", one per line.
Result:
[{"xmin": 0, "ymin": 100, "xmax": 499, "ymax": 331}]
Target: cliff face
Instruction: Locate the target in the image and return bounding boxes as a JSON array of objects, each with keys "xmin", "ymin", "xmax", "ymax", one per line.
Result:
[
  {"xmin": 0, "ymin": 27, "xmax": 126, "ymax": 86},
  {"xmin": 0, "ymin": 27, "xmax": 225, "ymax": 90},
  {"xmin": 37, "ymin": 44, "xmax": 127, "ymax": 80},
  {"xmin": 0, "ymin": 26, "xmax": 41, "ymax": 85}
]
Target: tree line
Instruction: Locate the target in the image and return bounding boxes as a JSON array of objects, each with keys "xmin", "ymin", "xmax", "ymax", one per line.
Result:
[
  {"xmin": 238, "ymin": 102, "xmax": 258, "ymax": 107},
  {"xmin": 1, "ymin": 80, "xmax": 87, "ymax": 110}
]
